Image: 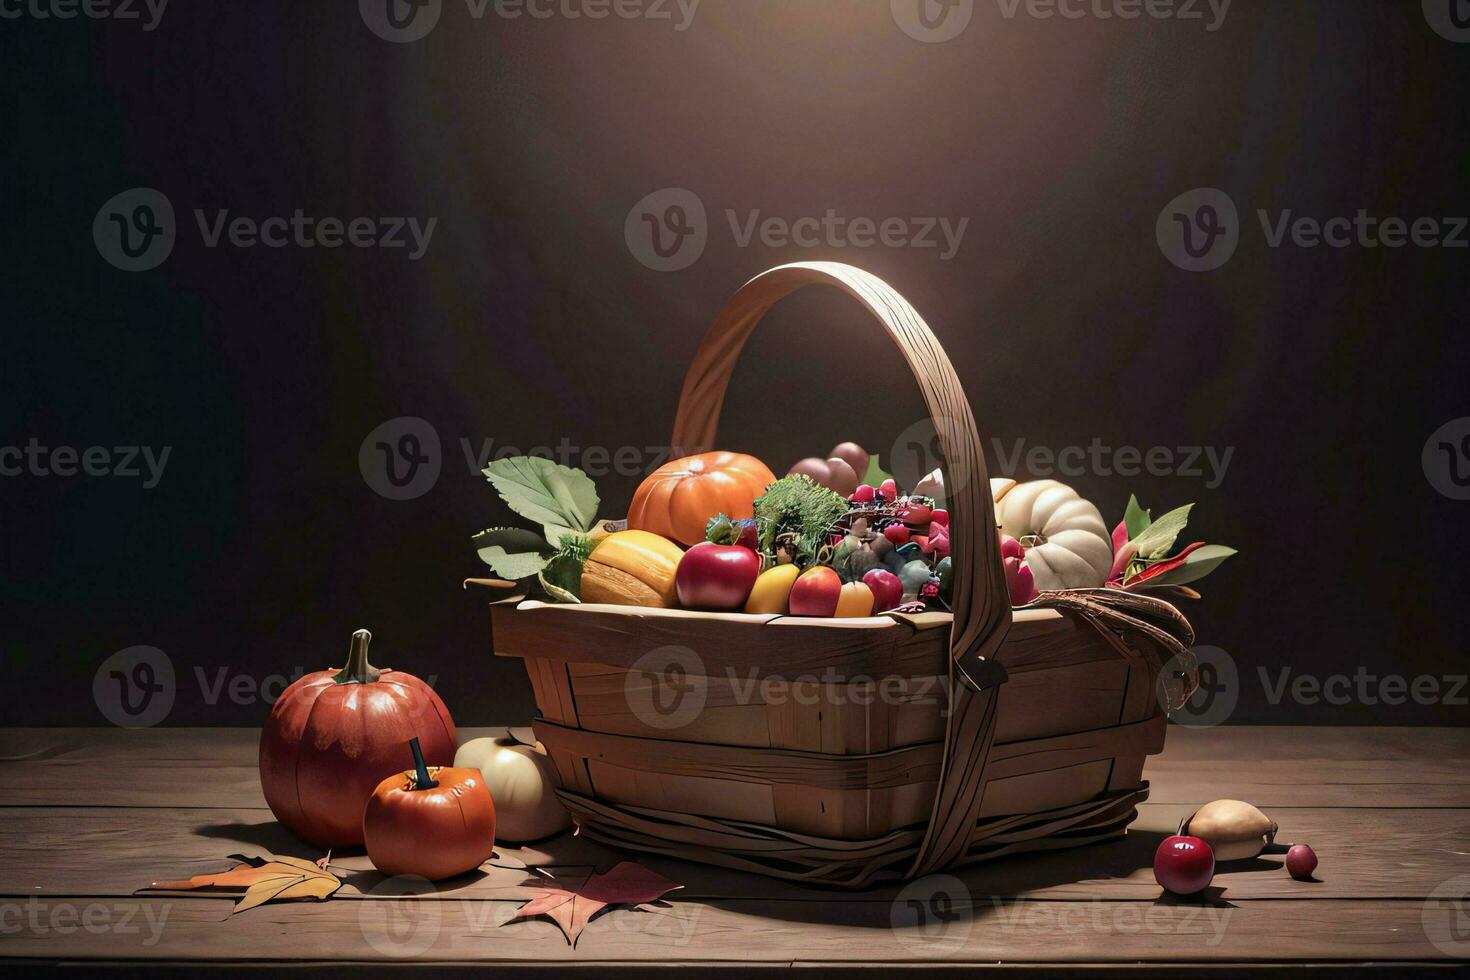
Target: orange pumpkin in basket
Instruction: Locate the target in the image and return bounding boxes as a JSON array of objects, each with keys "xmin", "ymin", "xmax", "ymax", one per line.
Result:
[{"xmin": 627, "ymin": 451, "xmax": 775, "ymax": 546}]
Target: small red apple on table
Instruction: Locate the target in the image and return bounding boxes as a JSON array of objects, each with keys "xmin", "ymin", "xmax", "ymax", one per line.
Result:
[{"xmin": 1153, "ymin": 835, "xmax": 1215, "ymax": 895}]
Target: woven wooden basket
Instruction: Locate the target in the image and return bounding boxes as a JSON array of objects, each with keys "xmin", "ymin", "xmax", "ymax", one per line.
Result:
[{"xmin": 489, "ymin": 262, "xmax": 1196, "ymax": 887}]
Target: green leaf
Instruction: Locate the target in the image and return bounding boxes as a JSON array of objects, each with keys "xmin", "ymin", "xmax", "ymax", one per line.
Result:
[
  {"xmin": 540, "ymin": 534, "xmax": 590, "ymax": 601},
  {"xmin": 537, "ymin": 573, "xmax": 580, "ymax": 604},
  {"xmin": 1123, "ymin": 495, "xmax": 1152, "ymax": 539},
  {"xmin": 472, "ymin": 526, "xmax": 552, "ymax": 580},
  {"xmin": 1135, "ymin": 544, "xmax": 1236, "ymax": 587},
  {"xmin": 483, "ymin": 457, "xmax": 599, "ymax": 537},
  {"xmin": 542, "ymin": 524, "xmax": 580, "ymax": 549},
  {"xmin": 862, "ymin": 454, "xmax": 894, "ymax": 488},
  {"xmin": 1128, "ymin": 503, "xmax": 1193, "ymax": 559}
]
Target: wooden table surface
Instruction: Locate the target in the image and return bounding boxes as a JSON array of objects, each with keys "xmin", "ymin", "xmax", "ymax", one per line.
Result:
[{"xmin": 2, "ymin": 726, "xmax": 1468, "ymax": 975}]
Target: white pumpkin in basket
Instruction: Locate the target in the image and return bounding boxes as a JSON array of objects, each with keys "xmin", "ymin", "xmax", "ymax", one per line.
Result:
[{"xmin": 994, "ymin": 479, "xmax": 1113, "ymax": 591}]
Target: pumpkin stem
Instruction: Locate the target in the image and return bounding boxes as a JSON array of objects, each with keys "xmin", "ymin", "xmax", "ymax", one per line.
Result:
[
  {"xmin": 333, "ymin": 629, "xmax": 383, "ymax": 685},
  {"xmin": 407, "ymin": 736, "xmax": 438, "ymax": 791}
]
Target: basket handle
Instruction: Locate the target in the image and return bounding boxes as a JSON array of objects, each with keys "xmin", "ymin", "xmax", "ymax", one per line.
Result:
[{"xmin": 669, "ymin": 261, "xmax": 1011, "ymax": 690}]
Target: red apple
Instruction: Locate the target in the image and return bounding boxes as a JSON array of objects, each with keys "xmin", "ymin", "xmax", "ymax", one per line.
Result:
[
  {"xmin": 862, "ymin": 569, "xmax": 903, "ymax": 612},
  {"xmin": 675, "ymin": 542, "xmax": 760, "ymax": 611},
  {"xmin": 788, "ymin": 566, "xmax": 841, "ymax": 617},
  {"xmin": 1286, "ymin": 844, "xmax": 1318, "ymax": 881},
  {"xmin": 883, "ymin": 524, "xmax": 911, "ymax": 546},
  {"xmin": 1153, "ymin": 835, "xmax": 1215, "ymax": 895},
  {"xmin": 850, "ymin": 483, "xmax": 876, "ymax": 504}
]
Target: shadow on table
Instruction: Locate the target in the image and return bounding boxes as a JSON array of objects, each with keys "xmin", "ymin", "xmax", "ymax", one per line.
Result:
[
  {"xmin": 688, "ymin": 827, "xmax": 1213, "ymax": 929},
  {"xmin": 193, "ymin": 816, "xmax": 320, "ymax": 856}
]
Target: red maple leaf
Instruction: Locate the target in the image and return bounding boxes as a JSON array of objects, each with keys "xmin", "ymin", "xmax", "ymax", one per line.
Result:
[{"xmin": 507, "ymin": 861, "xmax": 681, "ymax": 946}]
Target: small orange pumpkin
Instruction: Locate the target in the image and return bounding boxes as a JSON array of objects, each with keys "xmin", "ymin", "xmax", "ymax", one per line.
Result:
[{"xmin": 628, "ymin": 452, "xmax": 776, "ymax": 547}]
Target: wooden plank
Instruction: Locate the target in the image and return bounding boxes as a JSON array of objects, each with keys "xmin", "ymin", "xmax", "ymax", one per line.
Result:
[
  {"xmin": 0, "ymin": 804, "xmax": 1466, "ymax": 904},
  {"xmin": 492, "ymin": 600, "xmax": 1089, "ymax": 680},
  {"xmin": 1147, "ymin": 726, "xmax": 1470, "ymax": 807},
  {"xmin": 0, "ymin": 896, "xmax": 1459, "ymax": 964}
]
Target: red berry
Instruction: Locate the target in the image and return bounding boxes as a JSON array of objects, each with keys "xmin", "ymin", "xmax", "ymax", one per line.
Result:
[
  {"xmin": 851, "ymin": 484, "xmax": 876, "ymax": 503},
  {"xmin": 883, "ymin": 524, "xmax": 910, "ymax": 546},
  {"xmin": 1286, "ymin": 844, "xmax": 1318, "ymax": 881},
  {"xmin": 880, "ymin": 479, "xmax": 897, "ymax": 499},
  {"xmin": 903, "ymin": 503, "xmax": 932, "ymax": 526},
  {"xmin": 1153, "ymin": 835, "xmax": 1215, "ymax": 895},
  {"xmin": 930, "ymin": 509, "xmax": 949, "ymax": 526}
]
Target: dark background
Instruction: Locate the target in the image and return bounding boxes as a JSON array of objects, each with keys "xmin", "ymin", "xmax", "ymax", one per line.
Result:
[{"xmin": 2, "ymin": 0, "xmax": 1467, "ymax": 726}]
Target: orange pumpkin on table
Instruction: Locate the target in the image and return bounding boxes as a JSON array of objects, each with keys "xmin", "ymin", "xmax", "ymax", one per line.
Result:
[
  {"xmin": 627, "ymin": 451, "xmax": 776, "ymax": 547},
  {"xmin": 363, "ymin": 737, "xmax": 496, "ymax": 881}
]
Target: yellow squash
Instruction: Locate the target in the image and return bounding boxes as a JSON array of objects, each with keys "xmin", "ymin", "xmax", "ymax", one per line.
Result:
[{"xmin": 579, "ymin": 530, "xmax": 684, "ymax": 607}]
